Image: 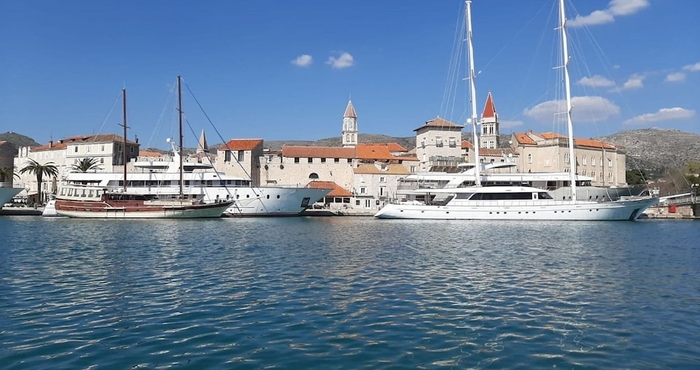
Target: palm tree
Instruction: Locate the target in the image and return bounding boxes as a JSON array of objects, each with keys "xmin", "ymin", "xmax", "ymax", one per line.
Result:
[
  {"xmin": 19, "ymin": 159, "xmax": 59, "ymax": 204},
  {"xmin": 0, "ymin": 166, "xmax": 19, "ymax": 183},
  {"xmin": 72, "ymin": 157, "xmax": 101, "ymax": 172}
]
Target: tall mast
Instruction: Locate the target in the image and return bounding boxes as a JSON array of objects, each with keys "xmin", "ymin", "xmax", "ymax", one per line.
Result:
[
  {"xmin": 466, "ymin": 0, "xmax": 480, "ymax": 186},
  {"xmin": 559, "ymin": 0, "xmax": 577, "ymax": 201},
  {"xmin": 177, "ymin": 75, "xmax": 184, "ymax": 197},
  {"xmin": 121, "ymin": 88, "xmax": 127, "ymax": 192}
]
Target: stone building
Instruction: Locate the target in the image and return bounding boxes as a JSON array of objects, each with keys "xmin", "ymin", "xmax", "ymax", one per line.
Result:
[
  {"xmin": 414, "ymin": 117, "xmax": 463, "ymax": 172},
  {"xmin": 511, "ymin": 131, "xmax": 626, "ymax": 186},
  {"xmin": 14, "ymin": 134, "xmax": 139, "ymax": 203}
]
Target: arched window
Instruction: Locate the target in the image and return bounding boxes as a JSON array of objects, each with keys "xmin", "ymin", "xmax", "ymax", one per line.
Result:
[{"xmin": 309, "ymin": 173, "xmax": 319, "ymax": 179}]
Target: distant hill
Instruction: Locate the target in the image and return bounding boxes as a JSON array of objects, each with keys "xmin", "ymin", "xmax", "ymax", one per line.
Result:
[
  {"xmin": 596, "ymin": 128, "xmax": 700, "ymax": 172},
  {"xmin": 0, "ymin": 132, "xmax": 41, "ymax": 148}
]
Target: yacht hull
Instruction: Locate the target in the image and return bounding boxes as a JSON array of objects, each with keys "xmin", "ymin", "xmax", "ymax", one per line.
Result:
[
  {"xmin": 55, "ymin": 200, "xmax": 232, "ymax": 219},
  {"xmin": 375, "ymin": 197, "xmax": 658, "ymax": 221}
]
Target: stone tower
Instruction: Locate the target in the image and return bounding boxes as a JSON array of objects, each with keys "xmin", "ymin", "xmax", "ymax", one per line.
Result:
[
  {"xmin": 479, "ymin": 92, "xmax": 499, "ymax": 149},
  {"xmin": 342, "ymin": 100, "xmax": 358, "ymax": 148}
]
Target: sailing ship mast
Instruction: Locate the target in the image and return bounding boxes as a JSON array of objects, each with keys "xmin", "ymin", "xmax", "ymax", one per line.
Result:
[
  {"xmin": 559, "ymin": 0, "xmax": 577, "ymax": 201},
  {"xmin": 120, "ymin": 88, "xmax": 128, "ymax": 192},
  {"xmin": 465, "ymin": 0, "xmax": 480, "ymax": 186},
  {"xmin": 177, "ymin": 75, "xmax": 184, "ymax": 197}
]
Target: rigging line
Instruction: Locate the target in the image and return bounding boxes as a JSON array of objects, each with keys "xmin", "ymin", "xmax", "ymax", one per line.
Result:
[
  {"xmin": 181, "ymin": 115, "xmax": 242, "ymax": 214},
  {"xmin": 182, "ymin": 80, "xmax": 262, "ymax": 198},
  {"xmin": 92, "ymin": 92, "xmax": 122, "ymax": 143},
  {"xmin": 439, "ymin": 0, "xmax": 466, "ymax": 119},
  {"xmin": 145, "ymin": 79, "xmax": 178, "ymax": 150},
  {"xmin": 478, "ymin": 0, "xmax": 551, "ymax": 75}
]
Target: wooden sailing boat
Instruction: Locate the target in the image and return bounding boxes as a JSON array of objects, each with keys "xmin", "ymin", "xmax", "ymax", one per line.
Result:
[
  {"xmin": 375, "ymin": 0, "xmax": 658, "ymax": 220},
  {"xmin": 54, "ymin": 77, "xmax": 235, "ymax": 218}
]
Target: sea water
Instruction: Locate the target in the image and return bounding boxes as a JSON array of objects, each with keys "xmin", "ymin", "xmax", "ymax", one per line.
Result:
[{"xmin": 1, "ymin": 216, "xmax": 699, "ymax": 369}]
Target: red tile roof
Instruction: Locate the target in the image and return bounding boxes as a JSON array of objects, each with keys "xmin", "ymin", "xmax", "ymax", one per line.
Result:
[
  {"xmin": 513, "ymin": 133, "xmax": 537, "ymax": 145},
  {"xmin": 359, "ymin": 142, "xmax": 407, "ymax": 152},
  {"xmin": 461, "ymin": 140, "xmax": 474, "ymax": 149},
  {"xmin": 414, "ymin": 116, "xmax": 463, "ymax": 131},
  {"xmin": 139, "ymin": 150, "xmax": 164, "ymax": 157},
  {"xmin": 481, "ymin": 92, "xmax": 497, "ymax": 119},
  {"xmin": 282, "ymin": 146, "xmax": 356, "ymax": 159},
  {"xmin": 32, "ymin": 134, "xmax": 137, "ymax": 152},
  {"xmin": 513, "ymin": 131, "xmax": 615, "ymax": 149},
  {"xmin": 308, "ymin": 181, "xmax": 352, "ymax": 197},
  {"xmin": 219, "ymin": 139, "xmax": 263, "ymax": 151},
  {"xmin": 356, "ymin": 144, "xmax": 394, "ymax": 161}
]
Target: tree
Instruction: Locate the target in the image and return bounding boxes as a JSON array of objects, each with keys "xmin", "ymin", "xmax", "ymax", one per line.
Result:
[
  {"xmin": 19, "ymin": 159, "xmax": 59, "ymax": 204},
  {"xmin": 0, "ymin": 166, "xmax": 19, "ymax": 183},
  {"xmin": 72, "ymin": 157, "xmax": 101, "ymax": 172},
  {"xmin": 626, "ymin": 169, "xmax": 648, "ymax": 185}
]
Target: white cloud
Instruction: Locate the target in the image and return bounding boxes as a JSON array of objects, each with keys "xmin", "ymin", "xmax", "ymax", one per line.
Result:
[
  {"xmin": 577, "ymin": 75, "xmax": 615, "ymax": 87},
  {"xmin": 569, "ymin": 0, "xmax": 649, "ymax": 28},
  {"xmin": 524, "ymin": 96, "xmax": 620, "ymax": 123},
  {"xmin": 624, "ymin": 107, "xmax": 695, "ymax": 125},
  {"xmin": 499, "ymin": 120, "xmax": 523, "ymax": 129},
  {"xmin": 682, "ymin": 62, "xmax": 700, "ymax": 72},
  {"xmin": 665, "ymin": 72, "xmax": 686, "ymax": 83},
  {"xmin": 291, "ymin": 54, "xmax": 313, "ymax": 67},
  {"xmin": 609, "ymin": 0, "xmax": 649, "ymax": 15},
  {"xmin": 326, "ymin": 52, "xmax": 354, "ymax": 69},
  {"xmin": 621, "ymin": 74, "xmax": 645, "ymax": 90}
]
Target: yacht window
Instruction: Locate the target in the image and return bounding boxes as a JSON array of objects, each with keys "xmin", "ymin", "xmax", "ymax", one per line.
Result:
[{"xmin": 537, "ymin": 192, "xmax": 552, "ymax": 199}]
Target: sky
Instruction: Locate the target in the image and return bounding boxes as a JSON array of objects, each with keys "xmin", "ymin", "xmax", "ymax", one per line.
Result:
[{"xmin": 1, "ymin": 0, "xmax": 699, "ymax": 150}]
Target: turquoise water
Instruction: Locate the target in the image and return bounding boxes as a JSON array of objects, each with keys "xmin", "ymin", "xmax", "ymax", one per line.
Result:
[{"xmin": 1, "ymin": 216, "xmax": 699, "ymax": 369}]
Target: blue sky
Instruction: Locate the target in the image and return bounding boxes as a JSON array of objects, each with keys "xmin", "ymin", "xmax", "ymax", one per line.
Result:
[{"xmin": 1, "ymin": 0, "xmax": 699, "ymax": 149}]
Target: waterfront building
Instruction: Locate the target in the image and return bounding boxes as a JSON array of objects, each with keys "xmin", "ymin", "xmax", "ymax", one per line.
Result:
[
  {"xmin": 414, "ymin": 117, "xmax": 463, "ymax": 172},
  {"xmin": 510, "ymin": 130, "xmax": 626, "ymax": 186},
  {"xmin": 14, "ymin": 134, "xmax": 139, "ymax": 203}
]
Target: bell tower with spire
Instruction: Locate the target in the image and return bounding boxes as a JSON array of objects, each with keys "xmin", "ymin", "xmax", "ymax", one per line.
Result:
[
  {"xmin": 342, "ymin": 99, "xmax": 358, "ymax": 148},
  {"xmin": 479, "ymin": 92, "xmax": 499, "ymax": 149}
]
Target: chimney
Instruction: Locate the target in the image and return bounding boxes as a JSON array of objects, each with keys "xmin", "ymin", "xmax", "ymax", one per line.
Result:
[
  {"xmin": 135, "ymin": 135, "xmax": 139, "ymax": 144},
  {"xmin": 49, "ymin": 140, "xmax": 53, "ymax": 148}
]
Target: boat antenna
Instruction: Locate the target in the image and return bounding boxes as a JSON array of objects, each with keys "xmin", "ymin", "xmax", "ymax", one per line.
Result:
[
  {"xmin": 118, "ymin": 88, "xmax": 128, "ymax": 192},
  {"xmin": 559, "ymin": 0, "xmax": 577, "ymax": 201},
  {"xmin": 466, "ymin": 0, "xmax": 480, "ymax": 186},
  {"xmin": 177, "ymin": 75, "xmax": 184, "ymax": 197}
]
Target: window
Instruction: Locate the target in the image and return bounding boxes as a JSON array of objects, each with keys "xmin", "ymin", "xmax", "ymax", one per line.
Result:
[
  {"xmin": 74, "ymin": 146, "xmax": 78, "ymax": 153},
  {"xmin": 130, "ymin": 146, "xmax": 134, "ymax": 153},
  {"xmin": 582, "ymin": 156, "xmax": 587, "ymax": 165},
  {"xmin": 608, "ymin": 158, "xmax": 612, "ymax": 167},
  {"xmin": 380, "ymin": 187, "xmax": 385, "ymax": 196},
  {"xmin": 591, "ymin": 156, "xmax": 596, "ymax": 166},
  {"xmin": 410, "ymin": 166, "xmax": 416, "ymax": 173},
  {"xmin": 448, "ymin": 137, "xmax": 456, "ymax": 148},
  {"xmin": 421, "ymin": 139, "xmax": 426, "ymax": 148},
  {"xmin": 238, "ymin": 150, "xmax": 245, "ymax": 162},
  {"xmin": 334, "ymin": 158, "xmax": 339, "ymax": 163},
  {"xmin": 564, "ymin": 153, "xmax": 570, "ymax": 163},
  {"xmin": 307, "ymin": 158, "xmax": 313, "ymax": 163},
  {"xmin": 347, "ymin": 158, "xmax": 352, "ymax": 163},
  {"xmin": 294, "ymin": 157, "xmax": 300, "ymax": 163},
  {"xmin": 379, "ymin": 176, "xmax": 386, "ymax": 183},
  {"xmin": 360, "ymin": 187, "xmax": 366, "ymax": 194},
  {"xmin": 225, "ymin": 150, "xmax": 232, "ymax": 162},
  {"xmin": 321, "ymin": 158, "xmax": 326, "ymax": 163},
  {"xmin": 591, "ymin": 171, "xmax": 595, "ymax": 178},
  {"xmin": 87, "ymin": 146, "xmax": 91, "ymax": 153},
  {"xmin": 527, "ymin": 153, "xmax": 532, "ymax": 164},
  {"xmin": 309, "ymin": 173, "xmax": 319, "ymax": 179},
  {"xmin": 436, "ymin": 136, "xmax": 443, "ymax": 147}
]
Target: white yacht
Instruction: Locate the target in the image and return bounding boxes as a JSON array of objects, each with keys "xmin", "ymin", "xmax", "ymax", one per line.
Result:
[
  {"xmin": 375, "ymin": 0, "xmax": 658, "ymax": 221},
  {"xmin": 395, "ymin": 161, "xmax": 648, "ymax": 204}
]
